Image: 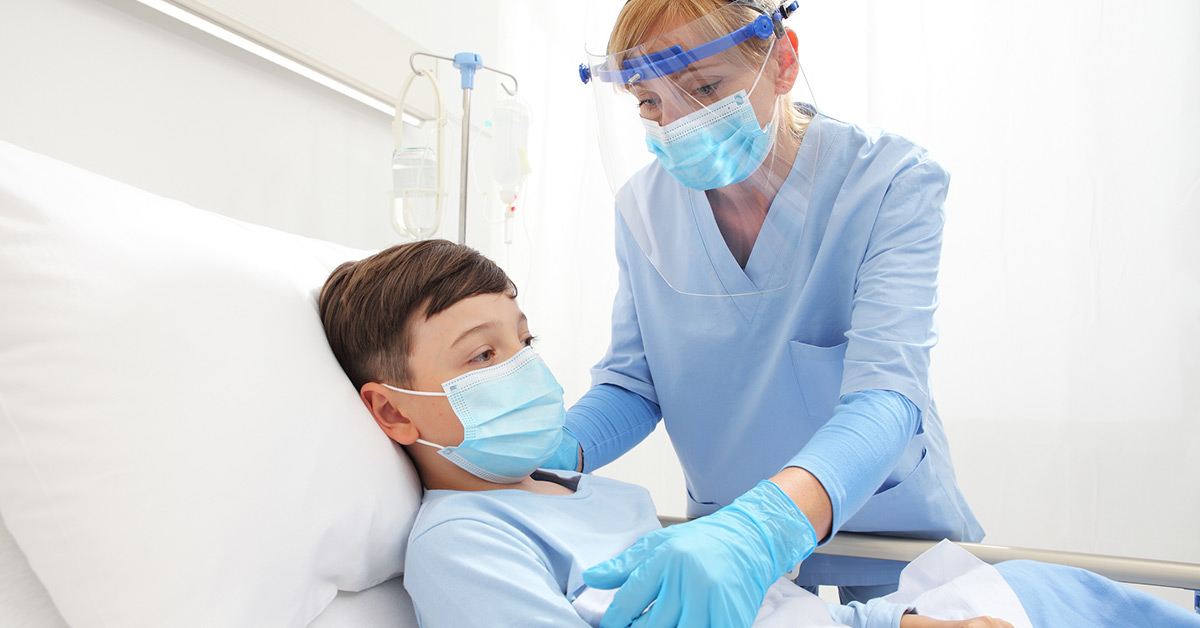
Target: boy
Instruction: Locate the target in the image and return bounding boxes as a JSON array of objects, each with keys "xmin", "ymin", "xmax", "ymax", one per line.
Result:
[{"xmin": 318, "ymin": 240, "xmax": 1197, "ymax": 628}]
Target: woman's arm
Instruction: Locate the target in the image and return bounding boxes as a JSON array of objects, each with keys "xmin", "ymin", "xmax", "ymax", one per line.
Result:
[
  {"xmin": 566, "ymin": 383, "xmax": 660, "ymax": 472},
  {"xmin": 778, "ymin": 388, "xmax": 922, "ymax": 541}
]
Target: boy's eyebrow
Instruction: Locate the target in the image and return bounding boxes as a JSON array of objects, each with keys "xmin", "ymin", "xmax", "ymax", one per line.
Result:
[{"xmin": 450, "ymin": 313, "xmax": 528, "ymax": 349}]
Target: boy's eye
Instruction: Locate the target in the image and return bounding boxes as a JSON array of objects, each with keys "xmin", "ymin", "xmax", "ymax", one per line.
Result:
[
  {"xmin": 470, "ymin": 349, "xmax": 496, "ymax": 363},
  {"xmin": 522, "ymin": 335, "xmax": 538, "ymax": 348}
]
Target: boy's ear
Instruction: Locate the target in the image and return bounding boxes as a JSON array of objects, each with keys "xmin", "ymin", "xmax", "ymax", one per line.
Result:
[{"xmin": 360, "ymin": 383, "xmax": 419, "ymax": 445}]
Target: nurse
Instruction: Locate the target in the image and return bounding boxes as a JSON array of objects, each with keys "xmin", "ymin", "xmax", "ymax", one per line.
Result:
[{"xmin": 547, "ymin": 0, "xmax": 984, "ymax": 626}]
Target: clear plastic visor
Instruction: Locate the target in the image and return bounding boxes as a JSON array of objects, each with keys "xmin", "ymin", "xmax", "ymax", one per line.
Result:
[
  {"xmin": 581, "ymin": 3, "xmax": 819, "ymax": 296},
  {"xmin": 584, "ymin": 4, "xmax": 797, "ymax": 192}
]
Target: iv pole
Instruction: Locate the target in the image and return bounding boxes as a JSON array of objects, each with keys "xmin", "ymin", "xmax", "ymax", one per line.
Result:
[{"xmin": 409, "ymin": 52, "xmax": 519, "ymax": 245}]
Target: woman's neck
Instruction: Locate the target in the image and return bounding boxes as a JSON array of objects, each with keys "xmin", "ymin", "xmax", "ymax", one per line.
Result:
[{"xmin": 704, "ymin": 131, "xmax": 803, "ymax": 268}]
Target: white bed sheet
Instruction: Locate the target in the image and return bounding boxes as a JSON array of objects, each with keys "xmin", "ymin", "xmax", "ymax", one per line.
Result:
[{"xmin": 308, "ymin": 577, "xmax": 417, "ymax": 628}]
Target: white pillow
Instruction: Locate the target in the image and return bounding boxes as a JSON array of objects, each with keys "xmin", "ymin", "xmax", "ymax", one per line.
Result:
[{"xmin": 0, "ymin": 140, "xmax": 422, "ymax": 628}]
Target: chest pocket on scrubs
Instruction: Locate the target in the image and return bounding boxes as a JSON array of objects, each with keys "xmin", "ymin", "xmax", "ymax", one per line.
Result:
[{"xmin": 788, "ymin": 340, "xmax": 848, "ymax": 421}]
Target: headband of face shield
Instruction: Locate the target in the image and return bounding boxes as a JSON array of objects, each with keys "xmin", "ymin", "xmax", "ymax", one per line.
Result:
[
  {"xmin": 381, "ymin": 347, "xmax": 566, "ymax": 484},
  {"xmin": 579, "ymin": 0, "xmax": 818, "ymax": 297}
]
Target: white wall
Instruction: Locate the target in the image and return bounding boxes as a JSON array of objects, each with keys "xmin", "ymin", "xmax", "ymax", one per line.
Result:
[
  {"xmin": 3, "ymin": 0, "xmax": 1196, "ymax": 611},
  {"xmin": 1, "ymin": 0, "xmax": 399, "ymax": 251}
]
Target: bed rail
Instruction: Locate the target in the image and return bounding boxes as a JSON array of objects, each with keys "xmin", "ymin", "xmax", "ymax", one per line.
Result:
[
  {"xmin": 815, "ymin": 532, "xmax": 1200, "ymax": 593},
  {"xmin": 657, "ymin": 516, "xmax": 1200, "ymax": 600}
]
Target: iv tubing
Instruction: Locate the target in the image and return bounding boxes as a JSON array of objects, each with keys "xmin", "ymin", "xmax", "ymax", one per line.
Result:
[{"xmin": 392, "ymin": 69, "xmax": 444, "ymax": 239}]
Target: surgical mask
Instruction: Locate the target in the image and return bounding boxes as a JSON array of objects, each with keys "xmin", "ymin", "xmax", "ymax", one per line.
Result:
[
  {"xmin": 642, "ymin": 89, "xmax": 774, "ymax": 190},
  {"xmin": 381, "ymin": 347, "xmax": 566, "ymax": 483}
]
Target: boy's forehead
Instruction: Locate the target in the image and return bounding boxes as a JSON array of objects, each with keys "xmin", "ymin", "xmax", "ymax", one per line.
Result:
[{"xmin": 416, "ymin": 293, "xmax": 525, "ymax": 347}]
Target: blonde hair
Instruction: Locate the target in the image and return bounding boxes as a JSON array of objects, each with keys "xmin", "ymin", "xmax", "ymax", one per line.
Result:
[{"xmin": 608, "ymin": 0, "xmax": 810, "ymax": 139}]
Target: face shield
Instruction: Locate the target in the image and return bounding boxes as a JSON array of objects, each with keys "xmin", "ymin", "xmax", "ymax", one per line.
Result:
[{"xmin": 579, "ymin": 1, "xmax": 818, "ymax": 297}]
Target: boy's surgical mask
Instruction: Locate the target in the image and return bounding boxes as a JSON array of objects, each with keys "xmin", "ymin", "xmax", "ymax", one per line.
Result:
[{"xmin": 381, "ymin": 347, "xmax": 566, "ymax": 484}]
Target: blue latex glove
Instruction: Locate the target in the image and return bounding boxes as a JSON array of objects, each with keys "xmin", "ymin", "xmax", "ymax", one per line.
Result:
[
  {"xmin": 542, "ymin": 427, "xmax": 581, "ymax": 471},
  {"xmin": 584, "ymin": 480, "xmax": 817, "ymax": 628}
]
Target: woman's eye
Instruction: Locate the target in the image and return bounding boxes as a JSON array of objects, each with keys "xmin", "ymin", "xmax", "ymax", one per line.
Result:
[
  {"xmin": 632, "ymin": 90, "xmax": 659, "ymax": 110},
  {"xmin": 470, "ymin": 349, "xmax": 495, "ymax": 363},
  {"xmin": 522, "ymin": 335, "xmax": 538, "ymax": 348},
  {"xmin": 694, "ymin": 82, "xmax": 720, "ymax": 97}
]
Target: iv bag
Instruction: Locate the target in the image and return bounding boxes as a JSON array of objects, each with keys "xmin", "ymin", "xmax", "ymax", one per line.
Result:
[
  {"xmin": 392, "ymin": 146, "xmax": 440, "ymax": 238},
  {"xmin": 490, "ymin": 94, "xmax": 531, "ymax": 204}
]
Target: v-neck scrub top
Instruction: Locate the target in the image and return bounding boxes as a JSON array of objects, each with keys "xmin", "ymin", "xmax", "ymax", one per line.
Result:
[{"xmin": 585, "ymin": 110, "xmax": 984, "ymax": 586}]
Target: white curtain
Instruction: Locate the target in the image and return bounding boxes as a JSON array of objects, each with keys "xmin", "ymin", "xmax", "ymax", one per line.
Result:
[{"xmin": 490, "ymin": 0, "xmax": 1199, "ymax": 589}]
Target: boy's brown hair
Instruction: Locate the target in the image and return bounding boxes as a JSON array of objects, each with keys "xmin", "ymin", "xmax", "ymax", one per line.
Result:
[{"xmin": 318, "ymin": 239, "xmax": 515, "ymax": 391}]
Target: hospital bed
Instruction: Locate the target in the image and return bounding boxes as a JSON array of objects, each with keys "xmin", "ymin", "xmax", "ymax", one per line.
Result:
[
  {"xmin": 2, "ymin": 139, "xmax": 1197, "ymax": 628},
  {"xmin": 663, "ymin": 523, "xmax": 1200, "ymax": 615}
]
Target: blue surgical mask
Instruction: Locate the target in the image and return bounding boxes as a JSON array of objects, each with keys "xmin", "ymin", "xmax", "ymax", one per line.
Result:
[
  {"xmin": 381, "ymin": 347, "xmax": 566, "ymax": 484},
  {"xmin": 642, "ymin": 90, "xmax": 773, "ymax": 190}
]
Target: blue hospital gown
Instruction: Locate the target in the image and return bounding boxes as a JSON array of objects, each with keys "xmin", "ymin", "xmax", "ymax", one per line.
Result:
[{"xmin": 402, "ymin": 470, "xmax": 907, "ymax": 628}]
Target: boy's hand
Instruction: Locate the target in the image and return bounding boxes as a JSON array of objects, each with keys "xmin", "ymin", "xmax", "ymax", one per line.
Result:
[{"xmin": 900, "ymin": 614, "xmax": 1014, "ymax": 628}]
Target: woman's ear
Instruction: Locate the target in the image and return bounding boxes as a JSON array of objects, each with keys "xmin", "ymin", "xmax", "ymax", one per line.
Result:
[
  {"xmin": 772, "ymin": 29, "xmax": 801, "ymax": 95},
  {"xmin": 360, "ymin": 383, "xmax": 420, "ymax": 445}
]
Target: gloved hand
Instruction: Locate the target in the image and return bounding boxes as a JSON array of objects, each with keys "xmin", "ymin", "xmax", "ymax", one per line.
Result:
[
  {"xmin": 584, "ymin": 480, "xmax": 817, "ymax": 628},
  {"xmin": 541, "ymin": 427, "xmax": 581, "ymax": 471}
]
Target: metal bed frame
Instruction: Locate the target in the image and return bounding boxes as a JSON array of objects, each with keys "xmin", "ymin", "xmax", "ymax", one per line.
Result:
[{"xmin": 658, "ymin": 516, "xmax": 1200, "ymax": 614}]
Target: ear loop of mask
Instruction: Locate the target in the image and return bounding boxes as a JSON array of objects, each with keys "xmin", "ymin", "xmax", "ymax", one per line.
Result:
[
  {"xmin": 746, "ymin": 36, "xmax": 776, "ymax": 105},
  {"xmin": 379, "ymin": 382, "xmax": 452, "ymax": 450},
  {"xmin": 746, "ymin": 36, "xmax": 792, "ymax": 192},
  {"xmin": 752, "ymin": 37, "xmax": 782, "ymax": 158},
  {"xmin": 725, "ymin": 36, "xmax": 788, "ymax": 191}
]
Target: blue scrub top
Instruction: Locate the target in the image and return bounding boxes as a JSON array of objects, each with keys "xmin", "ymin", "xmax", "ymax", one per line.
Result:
[{"xmin": 591, "ymin": 110, "xmax": 984, "ymax": 586}]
